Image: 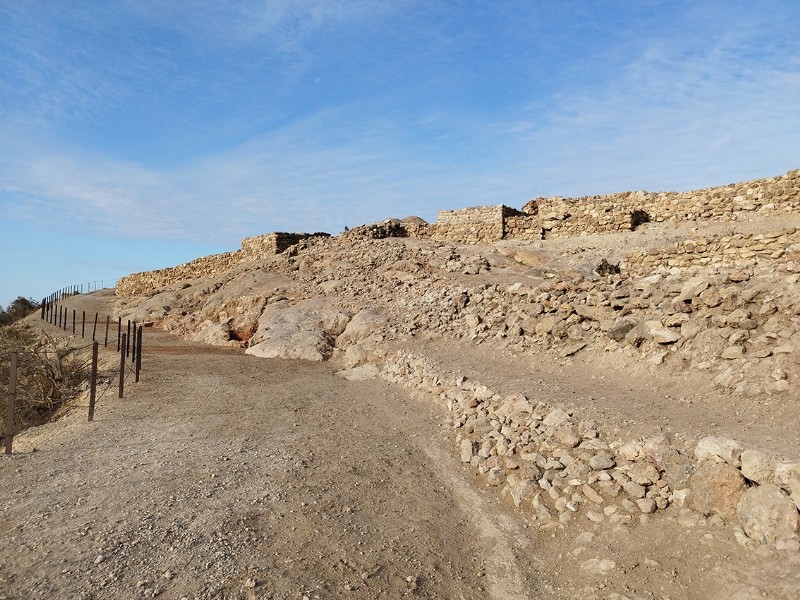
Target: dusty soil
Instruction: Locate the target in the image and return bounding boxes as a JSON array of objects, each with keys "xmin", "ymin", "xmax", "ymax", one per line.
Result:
[{"xmin": 2, "ymin": 293, "xmax": 799, "ymax": 599}]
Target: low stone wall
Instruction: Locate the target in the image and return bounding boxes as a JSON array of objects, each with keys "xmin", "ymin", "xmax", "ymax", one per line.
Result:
[
  {"xmin": 240, "ymin": 232, "xmax": 329, "ymax": 257},
  {"xmin": 427, "ymin": 168, "xmax": 800, "ymax": 243},
  {"xmin": 383, "ymin": 350, "xmax": 800, "ymax": 550},
  {"xmin": 519, "ymin": 168, "xmax": 800, "ymax": 240},
  {"xmin": 116, "ymin": 252, "xmax": 242, "ymax": 297},
  {"xmin": 117, "ymin": 232, "xmax": 329, "ymax": 297},
  {"xmin": 432, "ymin": 205, "xmax": 506, "ymax": 242},
  {"xmin": 624, "ymin": 227, "xmax": 800, "ymax": 275}
]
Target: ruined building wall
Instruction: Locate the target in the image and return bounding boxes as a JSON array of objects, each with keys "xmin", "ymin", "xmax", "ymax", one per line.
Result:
[
  {"xmin": 623, "ymin": 227, "xmax": 800, "ymax": 275},
  {"xmin": 517, "ymin": 169, "xmax": 800, "ymax": 240},
  {"xmin": 431, "ymin": 205, "xmax": 506, "ymax": 242},
  {"xmin": 117, "ymin": 232, "xmax": 328, "ymax": 297},
  {"xmin": 428, "ymin": 168, "xmax": 800, "ymax": 243}
]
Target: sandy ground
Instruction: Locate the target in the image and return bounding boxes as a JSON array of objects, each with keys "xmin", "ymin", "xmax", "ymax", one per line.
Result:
[{"xmin": 1, "ymin": 292, "xmax": 799, "ymax": 599}]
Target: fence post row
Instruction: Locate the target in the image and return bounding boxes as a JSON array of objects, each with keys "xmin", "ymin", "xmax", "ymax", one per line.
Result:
[{"xmin": 23, "ymin": 286, "xmax": 148, "ymax": 438}]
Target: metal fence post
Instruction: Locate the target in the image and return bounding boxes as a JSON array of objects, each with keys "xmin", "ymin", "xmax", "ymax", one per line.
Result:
[
  {"xmin": 81, "ymin": 311, "xmax": 86, "ymax": 338},
  {"xmin": 104, "ymin": 316, "xmax": 110, "ymax": 348},
  {"xmin": 119, "ymin": 334, "xmax": 126, "ymax": 399},
  {"xmin": 92, "ymin": 313, "xmax": 98, "ymax": 341},
  {"xmin": 88, "ymin": 342, "xmax": 98, "ymax": 421},
  {"xmin": 5, "ymin": 353, "xmax": 16, "ymax": 454},
  {"xmin": 135, "ymin": 325, "xmax": 143, "ymax": 383},
  {"xmin": 131, "ymin": 322, "xmax": 137, "ymax": 364}
]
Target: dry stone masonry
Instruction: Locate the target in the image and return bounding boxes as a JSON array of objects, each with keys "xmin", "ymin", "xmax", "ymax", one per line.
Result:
[
  {"xmin": 427, "ymin": 168, "xmax": 800, "ymax": 243},
  {"xmin": 117, "ymin": 232, "xmax": 329, "ymax": 297}
]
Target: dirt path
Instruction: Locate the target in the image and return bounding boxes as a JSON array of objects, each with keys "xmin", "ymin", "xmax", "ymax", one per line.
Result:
[
  {"xmin": 2, "ymin": 293, "xmax": 799, "ymax": 599},
  {"xmin": 1, "ymin": 298, "xmax": 539, "ymax": 599}
]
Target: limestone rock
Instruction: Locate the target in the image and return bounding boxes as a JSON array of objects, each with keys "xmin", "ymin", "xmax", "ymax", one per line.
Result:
[
  {"xmin": 661, "ymin": 447, "xmax": 695, "ymax": 490},
  {"xmin": 740, "ymin": 450, "xmax": 775, "ymax": 485},
  {"xmin": 460, "ymin": 439, "xmax": 475, "ymax": 463},
  {"xmin": 645, "ymin": 321, "xmax": 681, "ymax": 344},
  {"xmin": 589, "ymin": 454, "xmax": 615, "ymax": 471},
  {"xmin": 543, "ymin": 408, "xmax": 571, "ymax": 428},
  {"xmin": 607, "ymin": 317, "xmax": 638, "ymax": 341},
  {"xmin": 336, "ymin": 308, "xmax": 387, "ymax": 348},
  {"xmin": 695, "ymin": 436, "xmax": 744, "ymax": 467},
  {"xmin": 690, "ymin": 461, "xmax": 746, "ymax": 521},
  {"xmin": 336, "ymin": 364, "xmax": 380, "ymax": 381},
  {"xmin": 737, "ymin": 483, "xmax": 799, "ymax": 546},
  {"xmin": 676, "ymin": 277, "xmax": 710, "ymax": 302},
  {"xmin": 774, "ymin": 461, "xmax": 800, "ymax": 509},
  {"xmin": 581, "ymin": 558, "xmax": 616, "ymax": 576}
]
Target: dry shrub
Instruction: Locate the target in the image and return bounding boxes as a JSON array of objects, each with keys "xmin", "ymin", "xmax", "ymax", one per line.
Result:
[{"xmin": 1, "ymin": 324, "xmax": 91, "ymax": 436}]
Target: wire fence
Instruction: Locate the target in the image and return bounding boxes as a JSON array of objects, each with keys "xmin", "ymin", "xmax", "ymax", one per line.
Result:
[{"xmin": 3, "ymin": 289, "xmax": 145, "ymax": 455}]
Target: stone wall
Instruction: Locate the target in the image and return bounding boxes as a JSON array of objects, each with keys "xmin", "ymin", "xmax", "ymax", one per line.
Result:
[
  {"xmin": 431, "ymin": 205, "xmax": 506, "ymax": 242},
  {"xmin": 117, "ymin": 232, "xmax": 328, "ymax": 297},
  {"xmin": 427, "ymin": 168, "xmax": 800, "ymax": 243},
  {"xmin": 624, "ymin": 227, "xmax": 800, "ymax": 275},
  {"xmin": 240, "ymin": 232, "xmax": 328, "ymax": 257},
  {"xmin": 519, "ymin": 168, "xmax": 800, "ymax": 240}
]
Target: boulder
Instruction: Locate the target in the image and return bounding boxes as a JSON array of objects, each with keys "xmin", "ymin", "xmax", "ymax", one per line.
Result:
[
  {"xmin": 645, "ymin": 320, "xmax": 681, "ymax": 344},
  {"xmin": 737, "ymin": 483, "xmax": 799, "ymax": 546},
  {"xmin": 607, "ymin": 317, "xmax": 638, "ymax": 341},
  {"xmin": 661, "ymin": 447, "xmax": 695, "ymax": 490},
  {"xmin": 336, "ymin": 308, "xmax": 387, "ymax": 348},
  {"xmin": 695, "ymin": 436, "xmax": 744, "ymax": 467},
  {"xmin": 676, "ymin": 277, "xmax": 710, "ymax": 302},
  {"xmin": 774, "ymin": 461, "xmax": 800, "ymax": 509},
  {"xmin": 690, "ymin": 461, "xmax": 746, "ymax": 521},
  {"xmin": 740, "ymin": 450, "xmax": 775, "ymax": 485}
]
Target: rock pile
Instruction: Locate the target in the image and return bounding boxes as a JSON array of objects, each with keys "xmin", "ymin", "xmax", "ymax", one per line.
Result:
[{"xmin": 382, "ymin": 350, "xmax": 800, "ymax": 550}]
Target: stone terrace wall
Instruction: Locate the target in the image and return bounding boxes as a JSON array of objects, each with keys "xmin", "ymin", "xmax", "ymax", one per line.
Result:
[
  {"xmin": 117, "ymin": 232, "xmax": 328, "ymax": 297},
  {"xmin": 431, "ymin": 205, "xmax": 506, "ymax": 242},
  {"xmin": 116, "ymin": 251, "xmax": 243, "ymax": 297},
  {"xmin": 624, "ymin": 227, "xmax": 800, "ymax": 276},
  {"xmin": 427, "ymin": 169, "xmax": 800, "ymax": 244},
  {"xmin": 240, "ymin": 232, "xmax": 329, "ymax": 257},
  {"xmin": 518, "ymin": 168, "xmax": 800, "ymax": 240}
]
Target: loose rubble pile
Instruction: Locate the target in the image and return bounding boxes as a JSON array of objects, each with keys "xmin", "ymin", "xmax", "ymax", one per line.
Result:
[{"xmin": 383, "ymin": 350, "xmax": 800, "ymax": 550}]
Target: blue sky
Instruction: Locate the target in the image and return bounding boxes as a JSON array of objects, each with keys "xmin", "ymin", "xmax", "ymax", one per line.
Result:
[{"xmin": 1, "ymin": 1, "xmax": 799, "ymax": 308}]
